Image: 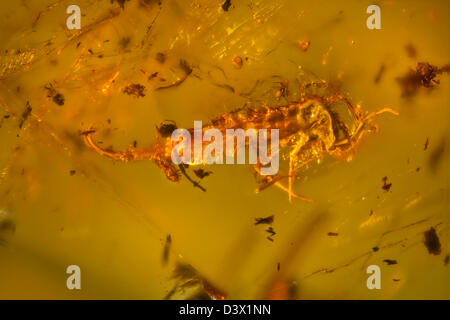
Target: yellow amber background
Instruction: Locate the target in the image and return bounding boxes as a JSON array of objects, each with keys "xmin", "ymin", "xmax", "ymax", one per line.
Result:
[{"xmin": 0, "ymin": 0, "xmax": 448, "ymax": 299}]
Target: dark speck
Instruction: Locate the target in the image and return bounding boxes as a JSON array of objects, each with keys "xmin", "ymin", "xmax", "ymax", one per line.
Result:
[
  {"xmin": 266, "ymin": 226, "xmax": 276, "ymax": 236},
  {"xmin": 19, "ymin": 101, "xmax": 32, "ymax": 129},
  {"xmin": 423, "ymin": 227, "xmax": 441, "ymax": 255},
  {"xmin": 179, "ymin": 59, "xmax": 192, "ymax": 75},
  {"xmin": 193, "ymin": 169, "xmax": 212, "ymax": 179},
  {"xmin": 155, "ymin": 52, "xmax": 166, "ymax": 64},
  {"xmin": 254, "ymin": 215, "xmax": 274, "ymax": 225},
  {"xmin": 111, "ymin": 0, "xmax": 130, "ymax": 10},
  {"xmin": 123, "ymin": 84, "xmax": 145, "ymax": 97},
  {"xmin": 405, "ymin": 43, "xmax": 417, "ymax": 58},
  {"xmin": 397, "ymin": 62, "xmax": 450, "ymax": 97},
  {"xmin": 148, "ymin": 72, "xmax": 159, "ymax": 80},
  {"xmin": 222, "ymin": 0, "xmax": 232, "ymax": 11},
  {"xmin": 383, "ymin": 259, "xmax": 398, "ymax": 265},
  {"xmin": 424, "ymin": 137, "xmax": 429, "ymax": 151},
  {"xmin": 119, "ymin": 37, "xmax": 131, "ymax": 49},
  {"xmin": 382, "ymin": 176, "xmax": 392, "ymax": 192},
  {"xmin": 156, "ymin": 121, "xmax": 177, "ymax": 137},
  {"xmin": 53, "ymin": 93, "xmax": 65, "ymax": 106},
  {"xmin": 374, "ymin": 64, "xmax": 385, "ymax": 84},
  {"xmin": 162, "ymin": 234, "xmax": 172, "ymax": 265},
  {"xmin": 429, "ymin": 138, "xmax": 446, "ymax": 174},
  {"xmin": 0, "ymin": 219, "xmax": 16, "ymax": 233}
]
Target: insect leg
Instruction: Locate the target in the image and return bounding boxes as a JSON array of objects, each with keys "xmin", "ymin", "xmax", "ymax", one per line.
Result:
[
  {"xmin": 288, "ymin": 142, "xmax": 303, "ymax": 202},
  {"xmin": 352, "ymin": 107, "xmax": 399, "ymax": 145},
  {"xmin": 82, "ymin": 126, "xmax": 156, "ymax": 161},
  {"xmin": 253, "ymin": 165, "xmax": 313, "ymax": 202}
]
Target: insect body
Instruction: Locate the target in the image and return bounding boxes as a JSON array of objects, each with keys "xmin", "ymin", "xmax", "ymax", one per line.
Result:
[{"xmin": 83, "ymin": 92, "xmax": 397, "ymax": 201}]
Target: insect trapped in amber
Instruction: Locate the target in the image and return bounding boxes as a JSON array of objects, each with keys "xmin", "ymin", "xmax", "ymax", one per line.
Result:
[{"xmin": 83, "ymin": 77, "xmax": 398, "ymax": 202}]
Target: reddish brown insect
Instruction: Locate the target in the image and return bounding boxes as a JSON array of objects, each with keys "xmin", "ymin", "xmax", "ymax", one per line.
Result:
[{"xmin": 83, "ymin": 79, "xmax": 397, "ymax": 201}]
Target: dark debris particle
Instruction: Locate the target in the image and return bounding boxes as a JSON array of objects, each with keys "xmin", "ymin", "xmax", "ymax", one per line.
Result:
[
  {"xmin": 119, "ymin": 37, "xmax": 131, "ymax": 49},
  {"xmin": 405, "ymin": 43, "xmax": 417, "ymax": 58},
  {"xmin": 288, "ymin": 281, "xmax": 298, "ymax": 299},
  {"xmin": 222, "ymin": 0, "xmax": 232, "ymax": 11},
  {"xmin": 53, "ymin": 93, "xmax": 65, "ymax": 106},
  {"xmin": 267, "ymin": 236, "xmax": 274, "ymax": 242},
  {"xmin": 423, "ymin": 227, "xmax": 441, "ymax": 255},
  {"xmin": 428, "ymin": 138, "xmax": 446, "ymax": 174},
  {"xmin": 392, "ymin": 279, "xmax": 401, "ymax": 282},
  {"xmin": 374, "ymin": 64, "xmax": 385, "ymax": 84},
  {"xmin": 69, "ymin": 170, "xmax": 76, "ymax": 176},
  {"xmin": 19, "ymin": 101, "xmax": 32, "ymax": 129},
  {"xmin": 3, "ymin": 115, "xmax": 10, "ymax": 119},
  {"xmin": 372, "ymin": 246, "xmax": 379, "ymax": 252},
  {"xmin": 111, "ymin": 0, "xmax": 130, "ymax": 10},
  {"xmin": 162, "ymin": 234, "xmax": 172, "ymax": 265},
  {"xmin": 179, "ymin": 59, "xmax": 192, "ymax": 75},
  {"xmin": 177, "ymin": 164, "xmax": 206, "ymax": 192},
  {"xmin": 327, "ymin": 232, "xmax": 339, "ymax": 236},
  {"xmin": 382, "ymin": 176, "xmax": 392, "ymax": 192},
  {"xmin": 133, "ymin": 140, "xmax": 137, "ymax": 148},
  {"xmin": 424, "ymin": 137, "xmax": 429, "ymax": 151},
  {"xmin": 397, "ymin": 62, "xmax": 449, "ymax": 97},
  {"xmin": 277, "ymin": 262, "xmax": 280, "ymax": 271},
  {"xmin": 193, "ymin": 169, "xmax": 212, "ymax": 179},
  {"xmin": 0, "ymin": 219, "xmax": 16, "ymax": 233},
  {"xmin": 148, "ymin": 72, "xmax": 159, "ymax": 80},
  {"xmin": 444, "ymin": 254, "xmax": 449, "ymax": 266},
  {"xmin": 155, "ymin": 52, "xmax": 166, "ymax": 64},
  {"xmin": 383, "ymin": 259, "xmax": 398, "ymax": 265},
  {"xmin": 123, "ymin": 83, "xmax": 145, "ymax": 97},
  {"xmin": 254, "ymin": 215, "xmax": 274, "ymax": 225},
  {"xmin": 266, "ymin": 226, "xmax": 276, "ymax": 236},
  {"xmin": 156, "ymin": 121, "xmax": 177, "ymax": 138},
  {"xmin": 80, "ymin": 128, "xmax": 96, "ymax": 136},
  {"xmin": 212, "ymin": 83, "xmax": 235, "ymax": 93}
]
